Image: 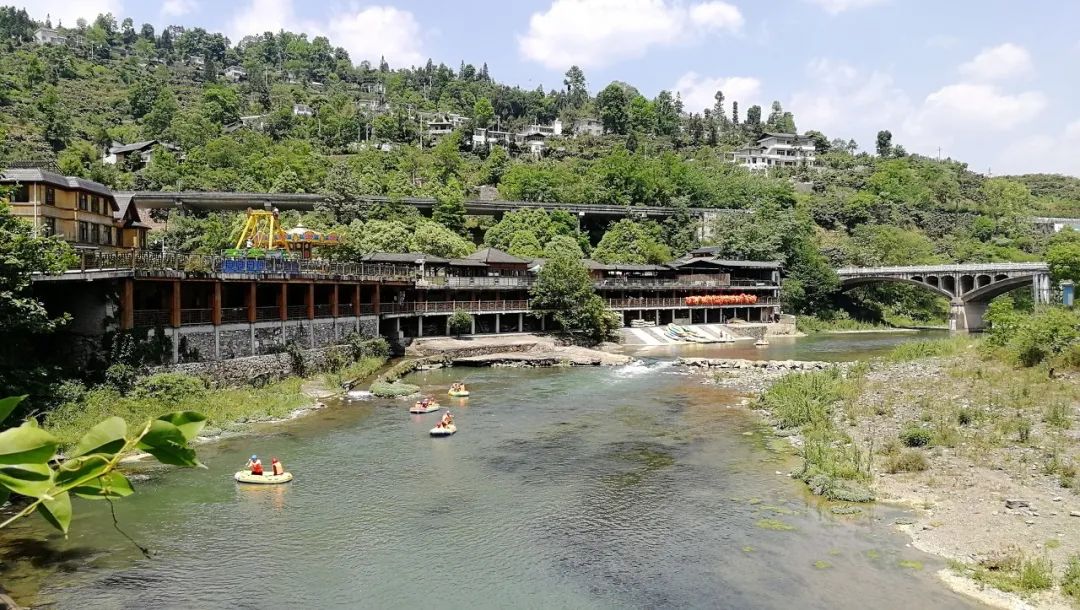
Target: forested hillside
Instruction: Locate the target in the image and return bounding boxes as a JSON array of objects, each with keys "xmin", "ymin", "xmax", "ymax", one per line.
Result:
[{"xmin": 4, "ymin": 7, "xmax": 1080, "ymax": 325}]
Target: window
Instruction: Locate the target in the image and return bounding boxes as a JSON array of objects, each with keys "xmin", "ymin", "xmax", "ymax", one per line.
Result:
[
  {"xmin": 78, "ymin": 221, "xmax": 89, "ymax": 243},
  {"xmin": 139, "ymin": 231, "xmax": 147, "ymax": 250},
  {"xmin": 42, "ymin": 217, "xmax": 56, "ymax": 236},
  {"xmin": 91, "ymin": 224, "xmax": 100, "ymax": 244},
  {"xmin": 12, "ymin": 184, "xmax": 29, "ymax": 202},
  {"xmin": 45, "ymin": 187, "xmax": 55, "ymax": 205},
  {"xmin": 102, "ymin": 226, "xmax": 113, "ymax": 245},
  {"xmin": 79, "ymin": 193, "xmax": 89, "ymax": 211},
  {"xmin": 92, "ymin": 196, "xmax": 101, "ymax": 215}
]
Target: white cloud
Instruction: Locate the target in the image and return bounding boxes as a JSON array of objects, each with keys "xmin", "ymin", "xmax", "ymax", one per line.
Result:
[
  {"xmin": 994, "ymin": 125, "xmax": 1080, "ymax": 176},
  {"xmin": 909, "ymin": 83, "xmax": 1046, "ymax": 133},
  {"xmin": 788, "ymin": 59, "xmax": 912, "ymax": 149},
  {"xmin": 226, "ymin": 0, "xmax": 425, "ymax": 67},
  {"xmin": 19, "ymin": 0, "xmax": 122, "ymax": 26},
  {"xmin": 518, "ymin": 0, "xmax": 743, "ymax": 69},
  {"xmin": 162, "ymin": 0, "xmax": 198, "ymax": 18},
  {"xmin": 673, "ymin": 72, "xmax": 761, "ymax": 115},
  {"xmin": 1066, "ymin": 119, "xmax": 1080, "ymax": 140},
  {"xmin": 324, "ymin": 6, "xmax": 425, "ymax": 67},
  {"xmin": 958, "ymin": 43, "xmax": 1033, "ymax": 81},
  {"xmin": 803, "ymin": 0, "xmax": 887, "ymax": 15}
]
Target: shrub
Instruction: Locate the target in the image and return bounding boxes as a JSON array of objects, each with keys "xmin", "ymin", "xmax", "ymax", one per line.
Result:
[
  {"xmin": 972, "ymin": 553, "xmax": 1054, "ymax": 595},
  {"xmin": 369, "ymin": 380, "xmax": 420, "ymax": 398},
  {"xmin": 346, "ymin": 334, "xmax": 390, "ymax": 360},
  {"xmin": 448, "ymin": 309, "xmax": 473, "ymax": 337},
  {"xmin": 104, "ymin": 363, "xmax": 138, "ymax": 392},
  {"xmin": 899, "ymin": 425, "xmax": 932, "ymax": 447},
  {"xmin": 131, "ymin": 373, "xmax": 206, "ymax": 403},
  {"xmin": 1014, "ymin": 416, "xmax": 1033, "ymax": 443},
  {"xmin": 1043, "ymin": 402, "xmax": 1071, "ymax": 429},
  {"xmin": 887, "ymin": 338, "xmax": 966, "ymax": 362},
  {"xmin": 956, "ymin": 407, "xmax": 976, "ymax": 426},
  {"xmin": 885, "ymin": 449, "xmax": 929, "ymax": 473},
  {"xmin": 758, "ymin": 369, "xmax": 849, "ymax": 429},
  {"xmin": 1062, "ymin": 555, "xmax": 1080, "ymax": 600}
]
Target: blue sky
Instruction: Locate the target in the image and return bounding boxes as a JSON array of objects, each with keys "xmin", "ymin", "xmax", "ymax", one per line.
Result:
[{"xmin": 24, "ymin": 0, "xmax": 1080, "ymax": 176}]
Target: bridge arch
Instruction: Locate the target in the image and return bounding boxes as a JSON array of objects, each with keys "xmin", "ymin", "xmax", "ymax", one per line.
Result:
[
  {"xmin": 838, "ymin": 276, "xmax": 954, "ymax": 300},
  {"xmin": 962, "ymin": 274, "xmax": 1041, "ymax": 303}
]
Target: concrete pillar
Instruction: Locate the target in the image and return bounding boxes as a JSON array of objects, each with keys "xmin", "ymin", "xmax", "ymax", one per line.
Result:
[
  {"xmin": 417, "ymin": 316, "xmax": 423, "ymax": 337},
  {"xmin": 372, "ymin": 283, "xmax": 380, "ymax": 315},
  {"xmin": 211, "ymin": 282, "xmax": 222, "ymax": 326},
  {"xmin": 353, "ymin": 284, "xmax": 361, "ymax": 316},
  {"xmin": 395, "ymin": 317, "xmax": 401, "ymax": 339},
  {"xmin": 703, "ymin": 308, "xmax": 708, "ymax": 324},
  {"xmin": 495, "ymin": 313, "xmax": 501, "ymax": 334},
  {"xmin": 655, "ymin": 309, "xmax": 660, "ymax": 325},
  {"xmin": 170, "ymin": 280, "xmax": 182, "ymax": 328},
  {"xmin": 446, "ymin": 316, "xmax": 452, "ymax": 336},
  {"xmin": 1033, "ymin": 273, "xmax": 1052, "ymax": 304},
  {"xmin": 120, "ymin": 278, "xmax": 134, "ymax": 330},
  {"xmin": 540, "ymin": 315, "xmax": 545, "ymax": 331},
  {"xmin": 278, "ymin": 284, "xmax": 288, "ymax": 321},
  {"xmin": 247, "ymin": 282, "xmax": 257, "ymax": 324},
  {"xmin": 518, "ymin": 312, "xmax": 523, "ymax": 333},
  {"xmin": 470, "ymin": 316, "xmax": 476, "ymax": 334}
]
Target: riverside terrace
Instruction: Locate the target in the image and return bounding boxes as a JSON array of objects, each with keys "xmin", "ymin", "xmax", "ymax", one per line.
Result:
[{"xmin": 34, "ymin": 247, "xmax": 781, "ymax": 363}]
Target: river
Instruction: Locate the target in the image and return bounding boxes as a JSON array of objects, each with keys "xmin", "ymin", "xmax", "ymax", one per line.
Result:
[{"xmin": 1, "ymin": 331, "xmax": 983, "ymax": 609}]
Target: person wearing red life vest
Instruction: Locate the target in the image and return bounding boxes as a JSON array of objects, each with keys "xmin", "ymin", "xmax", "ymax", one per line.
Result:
[{"xmin": 246, "ymin": 455, "xmax": 264, "ymax": 475}]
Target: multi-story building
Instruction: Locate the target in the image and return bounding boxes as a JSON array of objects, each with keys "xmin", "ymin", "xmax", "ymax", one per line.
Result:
[
  {"xmin": 33, "ymin": 27, "xmax": 67, "ymax": 45},
  {"xmin": 1, "ymin": 167, "xmax": 148, "ymax": 251},
  {"xmin": 731, "ymin": 132, "xmax": 817, "ymax": 172},
  {"xmin": 572, "ymin": 118, "xmax": 603, "ymax": 137}
]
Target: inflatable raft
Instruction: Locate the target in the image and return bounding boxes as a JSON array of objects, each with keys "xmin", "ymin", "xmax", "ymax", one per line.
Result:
[
  {"xmin": 410, "ymin": 401, "xmax": 441, "ymax": 414},
  {"xmin": 430, "ymin": 423, "xmax": 457, "ymax": 437},
  {"xmin": 234, "ymin": 471, "xmax": 293, "ymax": 484},
  {"xmin": 448, "ymin": 390, "xmax": 470, "ymax": 397}
]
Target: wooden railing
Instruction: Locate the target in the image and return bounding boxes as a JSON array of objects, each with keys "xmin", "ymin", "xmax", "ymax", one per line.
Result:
[{"xmin": 63, "ymin": 251, "xmax": 415, "ymax": 281}]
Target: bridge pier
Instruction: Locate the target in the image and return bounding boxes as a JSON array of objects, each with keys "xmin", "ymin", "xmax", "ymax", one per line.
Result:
[
  {"xmin": 1033, "ymin": 273, "xmax": 1052, "ymax": 304},
  {"xmin": 949, "ymin": 300, "xmax": 988, "ymax": 332}
]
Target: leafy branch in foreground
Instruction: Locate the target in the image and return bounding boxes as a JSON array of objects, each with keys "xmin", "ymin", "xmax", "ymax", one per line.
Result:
[{"xmin": 0, "ymin": 395, "xmax": 205, "ymax": 534}]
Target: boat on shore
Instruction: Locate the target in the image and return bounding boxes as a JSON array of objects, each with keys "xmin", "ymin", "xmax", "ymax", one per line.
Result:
[{"xmin": 234, "ymin": 471, "xmax": 293, "ymax": 484}]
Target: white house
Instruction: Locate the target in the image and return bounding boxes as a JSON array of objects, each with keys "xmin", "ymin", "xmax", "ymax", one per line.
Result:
[
  {"xmin": 572, "ymin": 118, "xmax": 603, "ymax": 137},
  {"xmin": 187, "ymin": 55, "xmax": 205, "ymax": 67},
  {"xmin": 730, "ymin": 132, "xmax": 817, "ymax": 172},
  {"xmin": 102, "ymin": 140, "xmax": 179, "ymax": 170},
  {"xmin": 33, "ymin": 28, "xmax": 67, "ymax": 45},
  {"xmin": 224, "ymin": 66, "xmax": 246, "ymax": 82},
  {"xmin": 292, "ymin": 104, "xmax": 314, "ymax": 117},
  {"xmin": 471, "ymin": 128, "xmax": 513, "ymax": 148}
]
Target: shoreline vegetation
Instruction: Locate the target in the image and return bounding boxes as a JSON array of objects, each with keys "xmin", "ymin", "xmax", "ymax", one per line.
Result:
[
  {"xmin": 687, "ymin": 331, "xmax": 1080, "ymax": 609},
  {"xmin": 796, "ymin": 315, "xmax": 948, "ymax": 334}
]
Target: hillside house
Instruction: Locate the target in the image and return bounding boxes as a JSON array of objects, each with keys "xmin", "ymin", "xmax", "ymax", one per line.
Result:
[
  {"xmin": 730, "ymin": 133, "xmax": 817, "ymax": 172},
  {"xmin": 33, "ymin": 27, "xmax": 67, "ymax": 45},
  {"xmin": 572, "ymin": 118, "xmax": 603, "ymax": 137},
  {"xmin": 224, "ymin": 66, "xmax": 246, "ymax": 82},
  {"xmin": 293, "ymin": 104, "xmax": 315, "ymax": 117},
  {"xmin": 103, "ymin": 140, "xmax": 178, "ymax": 170}
]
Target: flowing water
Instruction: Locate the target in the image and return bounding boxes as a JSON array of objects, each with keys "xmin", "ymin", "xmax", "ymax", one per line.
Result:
[{"xmin": 0, "ymin": 331, "xmax": 982, "ymax": 609}]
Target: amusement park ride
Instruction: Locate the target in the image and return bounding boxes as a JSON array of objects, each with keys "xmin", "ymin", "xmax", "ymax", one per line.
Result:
[{"xmin": 231, "ymin": 208, "xmax": 340, "ymax": 259}]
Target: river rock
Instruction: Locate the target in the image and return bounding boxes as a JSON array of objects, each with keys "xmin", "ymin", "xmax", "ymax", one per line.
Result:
[
  {"xmin": 1071, "ymin": 511, "xmax": 1080, "ymax": 518},
  {"xmin": 1005, "ymin": 499, "xmax": 1029, "ymax": 509}
]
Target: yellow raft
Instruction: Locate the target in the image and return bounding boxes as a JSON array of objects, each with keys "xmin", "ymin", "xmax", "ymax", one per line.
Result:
[
  {"xmin": 234, "ymin": 470, "xmax": 294, "ymax": 484},
  {"xmin": 448, "ymin": 390, "xmax": 470, "ymax": 397}
]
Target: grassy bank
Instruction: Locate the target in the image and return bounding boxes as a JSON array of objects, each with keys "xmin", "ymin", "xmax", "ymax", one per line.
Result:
[
  {"xmin": 795, "ymin": 316, "xmax": 891, "ymax": 334},
  {"xmin": 757, "ymin": 363, "xmax": 874, "ymax": 502},
  {"xmin": 46, "ymin": 355, "xmax": 386, "ymax": 448}
]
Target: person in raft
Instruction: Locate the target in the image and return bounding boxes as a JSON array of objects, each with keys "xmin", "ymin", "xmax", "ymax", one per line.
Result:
[
  {"xmin": 271, "ymin": 457, "xmax": 285, "ymax": 476},
  {"xmin": 439, "ymin": 411, "xmax": 454, "ymax": 427},
  {"xmin": 246, "ymin": 455, "xmax": 264, "ymax": 476}
]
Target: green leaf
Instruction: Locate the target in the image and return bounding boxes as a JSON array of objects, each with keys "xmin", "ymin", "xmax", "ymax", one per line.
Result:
[
  {"xmin": 0, "ymin": 423, "xmax": 59, "ymax": 465},
  {"xmin": 0, "ymin": 463, "xmax": 55, "ymax": 498},
  {"xmin": 137, "ymin": 420, "xmax": 201, "ymax": 468},
  {"xmin": 54, "ymin": 454, "xmax": 111, "ymax": 488},
  {"xmin": 0, "ymin": 486, "xmax": 9, "ymax": 506},
  {"xmin": 72, "ymin": 471, "xmax": 135, "ymax": 501},
  {"xmin": 156, "ymin": 411, "xmax": 207, "ymax": 443},
  {"xmin": 0, "ymin": 395, "xmax": 25, "ymax": 426},
  {"xmin": 37, "ymin": 490, "xmax": 72, "ymax": 534},
  {"xmin": 69, "ymin": 416, "xmax": 127, "ymax": 458}
]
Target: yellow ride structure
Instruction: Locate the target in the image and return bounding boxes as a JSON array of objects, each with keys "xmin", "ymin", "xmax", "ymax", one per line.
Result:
[{"xmin": 234, "ymin": 208, "xmax": 341, "ymax": 258}]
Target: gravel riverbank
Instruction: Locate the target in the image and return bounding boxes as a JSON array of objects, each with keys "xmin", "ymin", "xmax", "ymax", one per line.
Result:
[{"xmin": 680, "ymin": 354, "xmax": 1080, "ymax": 610}]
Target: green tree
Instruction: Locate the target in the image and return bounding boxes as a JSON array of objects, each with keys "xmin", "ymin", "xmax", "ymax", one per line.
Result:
[
  {"xmin": 144, "ymin": 87, "xmax": 178, "ymax": 139},
  {"xmin": 39, "ymin": 86, "xmax": 72, "ymax": 150},
  {"xmin": 782, "ymin": 241, "xmax": 840, "ymax": 315},
  {"xmin": 473, "ymin": 97, "xmax": 495, "ymax": 128},
  {"xmin": 530, "ymin": 253, "xmax": 619, "ymax": 342},
  {"xmin": 0, "ymin": 201, "xmax": 77, "ymax": 406},
  {"xmin": 432, "ymin": 180, "xmax": 467, "ymax": 234},
  {"xmin": 628, "ymin": 95, "xmax": 655, "ymax": 133},
  {"xmin": 1047, "ymin": 228, "xmax": 1080, "ymax": 283},
  {"xmin": 592, "ymin": 219, "xmax": 672, "ymax": 264},
  {"xmin": 543, "ymin": 234, "xmax": 585, "ymax": 259},
  {"xmin": 654, "ymin": 90, "xmax": 679, "ymax": 136},
  {"xmin": 480, "ymin": 145, "xmax": 510, "ymax": 184},
  {"xmin": 411, "ymin": 222, "xmax": 474, "ymax": 258},
  {"xmin": 596, "ymin": 83, "xmax": 629, "ymax": 135},
  {"xmin": 563, "ymin": 65, "xmax": 588, "ymax": 108},
  {"xmin": 875, "ymin": 130, "xmax": 893, "ymax": 157},
  {"xmin": 508, "ymin": 230, "xmax": 545, "ymax": 259}
]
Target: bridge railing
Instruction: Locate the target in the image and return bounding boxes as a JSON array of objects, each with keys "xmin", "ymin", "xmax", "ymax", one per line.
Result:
[{"xmin": 837, "ymin": 262, "xmax": 1049, "ymax": 276}]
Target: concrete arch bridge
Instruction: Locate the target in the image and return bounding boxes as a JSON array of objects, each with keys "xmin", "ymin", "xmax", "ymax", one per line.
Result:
[{"xmin": 835, "ymin": 263, "xmax": 1051, "ymax": 331}]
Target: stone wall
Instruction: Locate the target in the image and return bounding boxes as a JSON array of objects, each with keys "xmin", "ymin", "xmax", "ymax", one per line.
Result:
[
  {"xmin": 162, "ymin": 316, "xmax": 380, "ymax": 364},
  {"xmin": 154, "ymin": 344, "xmax": 357, "ymax": 388}
]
